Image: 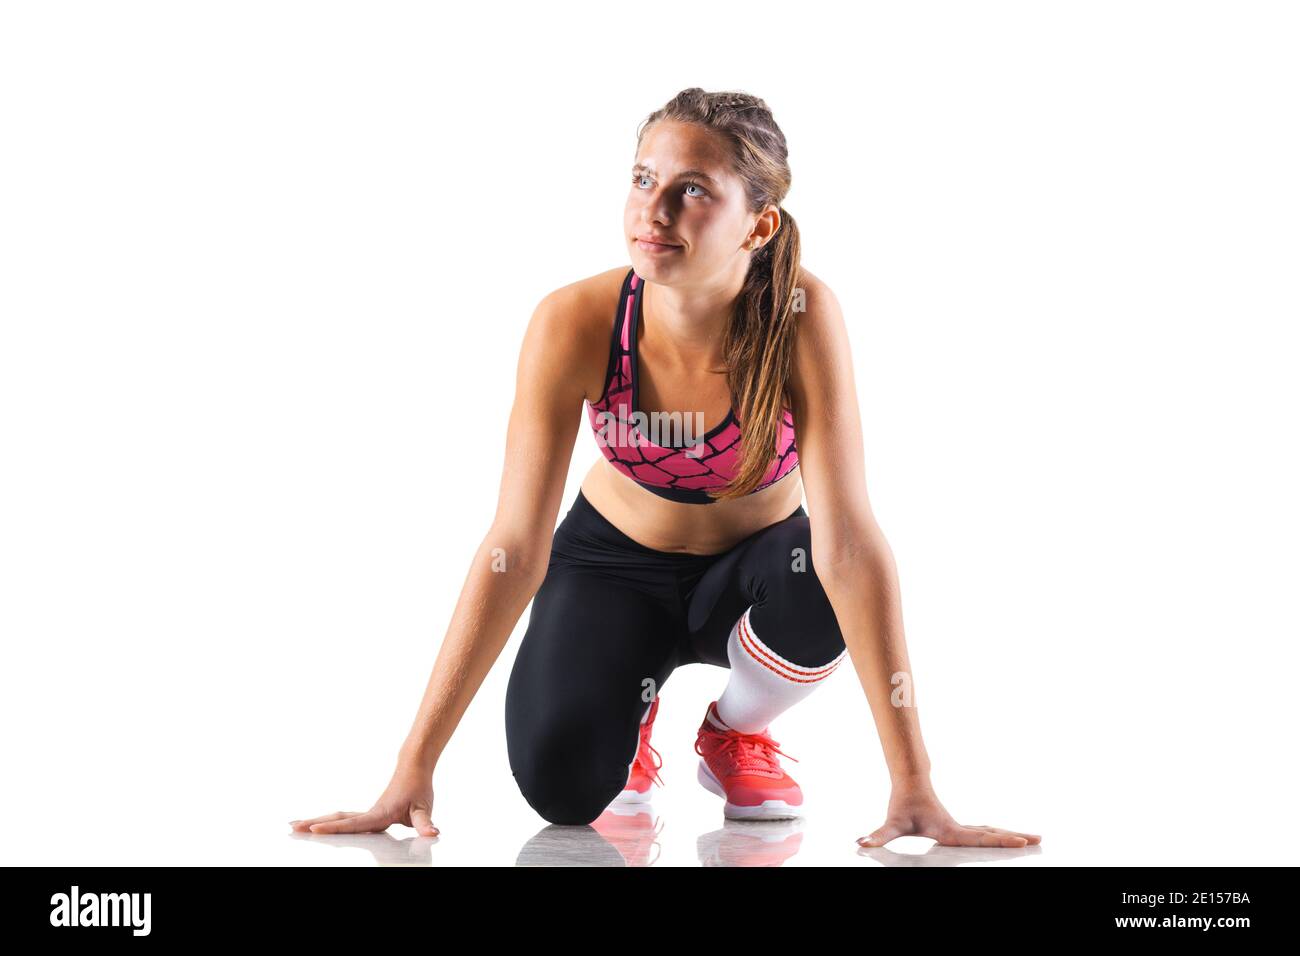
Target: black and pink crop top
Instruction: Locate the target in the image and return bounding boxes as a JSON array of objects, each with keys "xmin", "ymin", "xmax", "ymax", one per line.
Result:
[{"xmin": 585, "ymin": 268, "xmax": 800, "ymax": 504}]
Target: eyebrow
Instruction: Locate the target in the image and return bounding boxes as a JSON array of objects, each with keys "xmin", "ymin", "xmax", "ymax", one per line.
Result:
[{"xmin": 632, "ymin": 163, "xmax": 720, "ymax": 186}]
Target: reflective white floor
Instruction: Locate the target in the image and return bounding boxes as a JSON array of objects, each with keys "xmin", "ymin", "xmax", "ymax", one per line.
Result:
[
  {"xmin": 12, "ymin": 658, "xmax": 1299, "ymax": 867},
  {"xmin": 274, "ymin": 669, "xmax": 1057, "ymax": 867},
  {"xmin": 285, "ymin": 810, "xmax": 1047, "ymax": 868}
]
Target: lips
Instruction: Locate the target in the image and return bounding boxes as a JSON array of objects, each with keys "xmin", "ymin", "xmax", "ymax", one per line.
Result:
[{"xmin": 636, "ymin": 236, "xmax": 683, "ymax": 250}]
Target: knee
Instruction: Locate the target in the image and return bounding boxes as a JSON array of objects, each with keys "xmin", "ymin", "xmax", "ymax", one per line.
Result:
[
  {"xmin": 754, "ymin": 518, "xmax": 830, "ymax": 608},
  {"xmin": 507, "ymin": 719, "xmax": 629, "ymax": 826},
  {"xmin": 756, "ymin": 518, "xmax": 815, "ymax": 578},
  {"xmin": 747, "ymin": 520, "xmax": 846, "ymax": 663},
  {"xmin": 513, "ymin": 773, "xmax": 617, "ymax": 826}
]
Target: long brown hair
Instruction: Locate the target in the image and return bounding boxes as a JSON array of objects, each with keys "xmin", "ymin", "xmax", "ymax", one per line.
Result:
[{"xmin": 636, "ymin": 87, "xmax": 802, "ymax": 502}]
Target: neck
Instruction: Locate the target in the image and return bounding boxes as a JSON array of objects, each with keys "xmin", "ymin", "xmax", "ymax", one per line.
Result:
[{"xmin": 641, "ymin": 261, "xmax": 749, "ymax": 372}]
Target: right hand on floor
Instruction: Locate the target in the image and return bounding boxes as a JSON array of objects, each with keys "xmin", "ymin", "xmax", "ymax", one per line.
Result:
[{"xmin": 289, "ymin": 762, "xmax": 439, "ymax": 837}]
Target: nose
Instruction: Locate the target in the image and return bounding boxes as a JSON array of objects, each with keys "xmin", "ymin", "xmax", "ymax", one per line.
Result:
[
  {"xmin": 642, "ymin": 203, "xmax": 670, "ymax": 226},
  {"xmin": 639, "ymin": 186, "xmax": 674, "ymax": 227}
]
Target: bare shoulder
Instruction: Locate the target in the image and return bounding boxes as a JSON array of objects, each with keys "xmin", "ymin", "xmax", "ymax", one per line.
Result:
[
  {"xmin": 788, "ymin": 266, "xmax": 854, "ymax": 410},
  {"xmin": 791, "ymin": 266, "xmax": 848, "ymax": 351},
  {"xmin": 527, "ymin": 265, "xmax": 630, "ymax": 405},
  {"xmin": 538, "ymin": 265, "xmax": 628, "ymax": 324},
  {"xmin": 792, "ymin": 266, "xmax": 843, "ymax": 326}
]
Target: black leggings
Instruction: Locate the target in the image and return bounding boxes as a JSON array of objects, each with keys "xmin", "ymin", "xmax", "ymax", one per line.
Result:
[{"xmin": 505, "ymin": 489, "xmax": 846, "ymax": 825}]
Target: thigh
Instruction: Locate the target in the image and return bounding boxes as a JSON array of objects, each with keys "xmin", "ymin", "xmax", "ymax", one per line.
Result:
[
  {"xmin": 505, "ymin": 563, "xmax": 682, "ymax": 824},
  {"xmin": 682, "ymin": 514, "xmax": 845, "ymax": 669}
]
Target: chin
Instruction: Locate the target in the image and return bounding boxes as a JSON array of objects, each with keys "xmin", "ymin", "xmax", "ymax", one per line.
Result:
[{"xmin": 629, "ymin": 251, "xmax": 683, "ymax": 280}]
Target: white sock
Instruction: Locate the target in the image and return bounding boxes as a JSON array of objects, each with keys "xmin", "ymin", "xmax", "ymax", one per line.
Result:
[{"xmin": 711, "ymin": 605, "xmax": 847, "ymax": 734}]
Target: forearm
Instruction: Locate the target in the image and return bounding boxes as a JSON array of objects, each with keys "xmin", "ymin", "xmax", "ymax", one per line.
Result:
[
  {"xmin": 818, "ymin": 532, "xmax": 933, "ymax": 785},
  {"xmin": 397, "ymin": 529, "xmax": 549, "ymax": 774}
]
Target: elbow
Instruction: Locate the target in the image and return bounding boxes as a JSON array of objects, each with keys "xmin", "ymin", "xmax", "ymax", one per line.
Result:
[
  {"xmin": 812, "ymin": 524, "xmax": 892, "ymax": 588},
  {"xmin": 518, "ymin": 542, "xmax": 554, "ymax": 588},
  {"xmin": 482, "ymin": 525, "xmax": 553, "ymax": 586}
]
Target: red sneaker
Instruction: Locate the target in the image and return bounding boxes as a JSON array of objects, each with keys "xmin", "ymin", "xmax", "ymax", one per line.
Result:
[
  {"xmin": 612, "ymin": 696, "xmax": 663, "ymax": 803},
  {"xmin": 695, "ymin": 700, "xmax": 804, "ymax": 820}
]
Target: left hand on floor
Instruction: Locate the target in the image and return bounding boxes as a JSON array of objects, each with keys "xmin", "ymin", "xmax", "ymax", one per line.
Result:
[{"xmin": 857, "ymin": 778, "xmax": 1042, "ymax": 848}]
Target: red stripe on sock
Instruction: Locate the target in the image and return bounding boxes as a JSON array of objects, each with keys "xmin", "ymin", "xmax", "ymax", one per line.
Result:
[{"xmin": 737, "ymin": 609, "xmax": 845, "ymax": 684}]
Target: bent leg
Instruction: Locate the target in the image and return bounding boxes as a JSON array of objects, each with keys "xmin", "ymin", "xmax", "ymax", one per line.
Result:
[
  {"xmin": 685, "ymin": 514, "xmax": 846, "ymax": 668},
  {"xmin": 684, "ymin": 515, "xmax": 848, "ymax": 732},
  {"xmin": 505, "ymin": 567, "xmax": 680, "ymax": 825}
]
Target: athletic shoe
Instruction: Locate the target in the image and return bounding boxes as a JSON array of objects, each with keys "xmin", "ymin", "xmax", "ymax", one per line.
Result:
[
  {"xmin": 613, "ymin": 696, "xmax": 663, "ymax": 803},
  {"xmin": 695, "ymin": 700, "xmax": 804, "ymax": 820}
]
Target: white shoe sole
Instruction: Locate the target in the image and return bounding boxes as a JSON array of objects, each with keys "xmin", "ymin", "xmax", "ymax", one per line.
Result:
[
  {"xmin": 697, "ymin": 760, "xmax": 804, "ymax": 821},
  {"xmin": 611, "ymin": 785, "xmax": 654, "ymax": 804}
]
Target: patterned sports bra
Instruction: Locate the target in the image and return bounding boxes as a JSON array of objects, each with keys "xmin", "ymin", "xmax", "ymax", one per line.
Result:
[{"xmin": 585, "ymin": 268, "xmax": 800, "ymax": 504}]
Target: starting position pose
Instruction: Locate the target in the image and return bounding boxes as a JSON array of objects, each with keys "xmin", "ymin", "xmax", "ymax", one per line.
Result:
[{"xmin": 292, "ymin": 87, "xmax": 1041, "ymax": 849}]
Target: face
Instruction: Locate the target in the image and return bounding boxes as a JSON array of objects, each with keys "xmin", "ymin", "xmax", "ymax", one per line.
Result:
[{"xmin": 625, "ymin": 119, "xmax": 776, "ymax": 284}]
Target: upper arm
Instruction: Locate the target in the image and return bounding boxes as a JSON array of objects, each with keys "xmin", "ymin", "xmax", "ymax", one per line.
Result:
[
  {"xmin": 487, "ymin": 284, "xmax": 593, "ymax": 560},
  {"xmin": 787, "ymin": 271, "xmax": 884, "ymax": 573}
]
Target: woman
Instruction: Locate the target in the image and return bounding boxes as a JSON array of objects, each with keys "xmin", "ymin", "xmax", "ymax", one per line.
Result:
[{"xmin": 291, "ymin": 88, "xmax": 1040, "ymax": 848}]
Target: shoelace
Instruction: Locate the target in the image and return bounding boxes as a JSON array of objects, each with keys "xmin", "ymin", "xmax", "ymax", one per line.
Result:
[
  {"xmin": 634, "ymin": 720, "xmax": 665, "ymax": 788},
  {"xmin": 695, "ymin": 725, "xmax": 799, "ymax": 777}
]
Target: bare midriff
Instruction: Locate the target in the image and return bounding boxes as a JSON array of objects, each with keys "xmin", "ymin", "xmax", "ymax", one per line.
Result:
[{"xmin": 578, "ymin": 455, "xmax": 804, "ymax": 556}]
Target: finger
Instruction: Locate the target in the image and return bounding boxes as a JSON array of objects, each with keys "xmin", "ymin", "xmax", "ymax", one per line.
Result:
[
  {"xmin": 290, "ymin": 811, "xmax": 355, "ymax": 831},
  {"xmin": 308, "ymin": 812, "xmax": 381, "ymax": 834},
  {"xmin": 977, "ymin": 825, "xmax": 1041, "ymax": 843},
  {"xmin": 941, "ymin": 825, "xmax": 1027, "ymax": 848},
  {"xmin": 857, "ymin": 822, "xmax": 905, "ymax": 847},
  {"xmin": 410, "ymin": 807, "xmax": 439, "ymax": 838}
]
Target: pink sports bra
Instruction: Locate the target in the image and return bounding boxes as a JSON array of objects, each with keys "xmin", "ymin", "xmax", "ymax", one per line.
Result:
[{"xmin": 585, "ymin": 268, "xmax": 800, "ymax": 504}]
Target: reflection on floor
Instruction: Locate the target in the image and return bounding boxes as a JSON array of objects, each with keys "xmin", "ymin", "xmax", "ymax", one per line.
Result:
[
  {"xmin": 288, "ymin": 802, "xmax": 1042, "ymax": 867},
  {"xmin": 515, "ymin": 805, "xmax": 804, "ymax": 867}
]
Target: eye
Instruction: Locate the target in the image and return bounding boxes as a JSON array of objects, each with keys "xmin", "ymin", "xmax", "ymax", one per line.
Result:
[{"xmin": 632, "ymin": 174, "xmax": 708, "ymax": 198}]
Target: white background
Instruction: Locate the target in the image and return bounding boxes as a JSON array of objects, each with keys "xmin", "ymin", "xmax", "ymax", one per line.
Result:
[{"xmin": 2, "ymin": 0, "xmax": 1296, "ymax": 867}]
